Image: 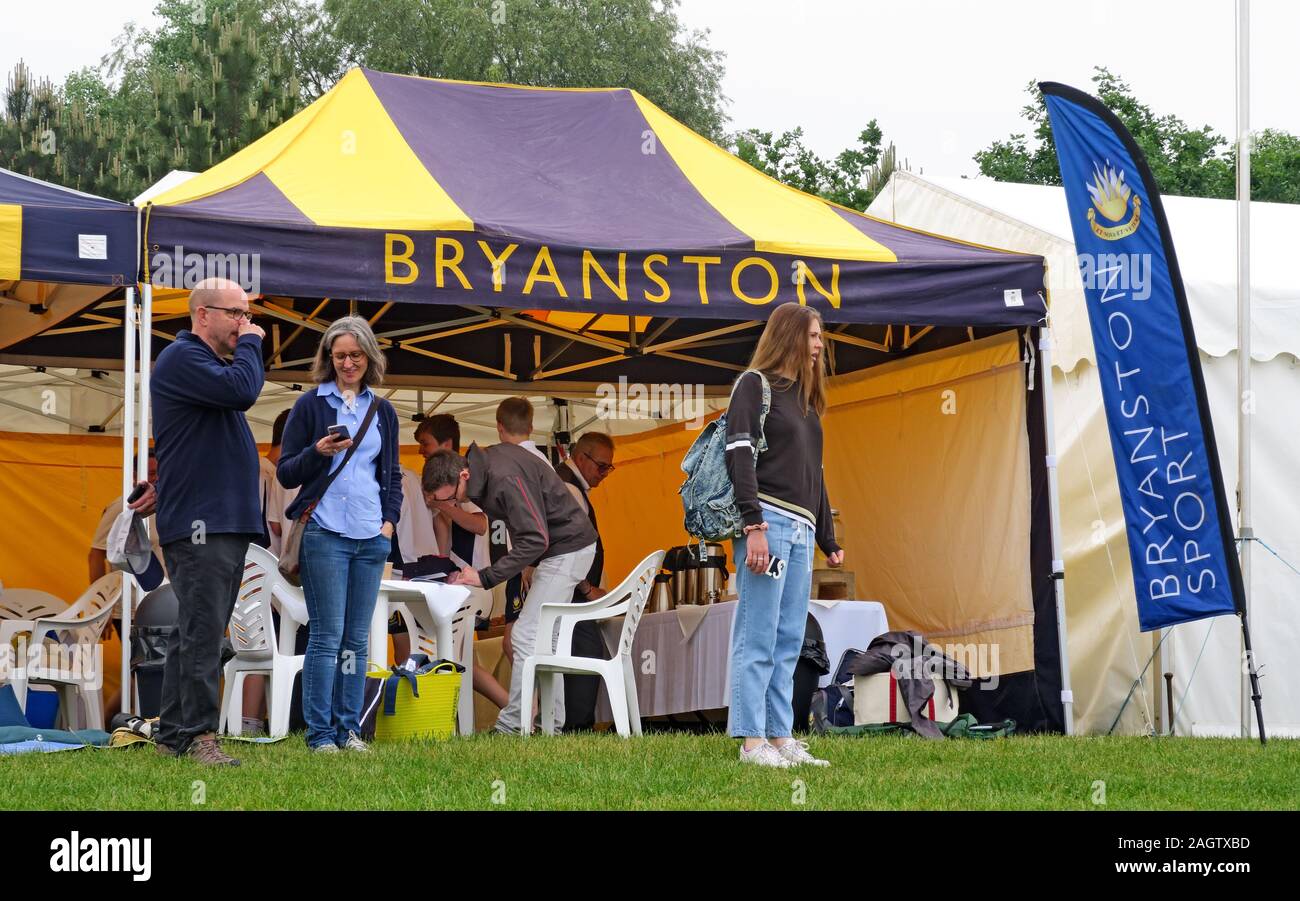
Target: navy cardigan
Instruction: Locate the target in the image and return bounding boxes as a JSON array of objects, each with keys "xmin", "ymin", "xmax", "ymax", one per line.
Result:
[{"xmin": 277, "ymin": 385, "xmax": 403, "ymax": 528}]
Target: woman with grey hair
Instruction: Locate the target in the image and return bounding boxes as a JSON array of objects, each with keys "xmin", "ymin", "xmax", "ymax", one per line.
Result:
[{"xmin": 277, "ymin": 315, "xmax": 402, "ymax": 752}]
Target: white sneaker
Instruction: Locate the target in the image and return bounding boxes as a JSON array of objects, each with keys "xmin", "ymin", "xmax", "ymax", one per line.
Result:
[
  {"xmin": 341, "ymin": 731, "xmax": 371, "ymax": 753},
  {"xmin": 774, "ymin": 739, "xmax": 831, "ymax": 767},
  {"xmin": 310, "ymin": 742, "xmax": 340, "ymax": 754},
  {"xmin": 738, "ymin": 741, "xmax": 792, "ymax": 768}
]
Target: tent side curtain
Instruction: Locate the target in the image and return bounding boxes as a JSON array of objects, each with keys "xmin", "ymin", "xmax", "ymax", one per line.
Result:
[
  {"xmin": 141, "ymin": 68, "xmax": 1047, "ymax": 327},
  {"xmin": 0, "ymin": 168, "xmax": 137, "ymax": 286}
]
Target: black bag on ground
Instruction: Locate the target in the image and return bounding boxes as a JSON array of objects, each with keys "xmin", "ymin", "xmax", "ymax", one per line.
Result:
[{"xmin": 792, "ymin": 614, "xmax": 829, "ymax": 734}]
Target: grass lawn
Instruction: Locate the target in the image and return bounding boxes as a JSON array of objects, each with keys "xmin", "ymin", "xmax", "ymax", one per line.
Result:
[{"xmin": 2, "ymin": 731, "xmax": 1296, "ymax": 810}]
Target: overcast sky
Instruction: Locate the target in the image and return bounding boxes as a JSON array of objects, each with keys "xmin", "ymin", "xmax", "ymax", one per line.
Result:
[{"xmin": 4, "ymin": 0, "xmax": 1297, "ymax": 178}]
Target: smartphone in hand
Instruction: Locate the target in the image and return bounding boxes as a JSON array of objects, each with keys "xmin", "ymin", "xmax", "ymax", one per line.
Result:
[
  {"xmin": 763, "ymin": 556, "xmax": 786, "ymax": 580},
  {"xmin": 327, "ymin": 424, "xmax": 351, "ymax": 442}
]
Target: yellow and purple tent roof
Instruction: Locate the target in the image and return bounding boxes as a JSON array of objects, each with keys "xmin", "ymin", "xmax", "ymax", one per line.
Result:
[
  {"xmin": 0, "ymin": 167, "xmax": 136, "ymax": 286},
  {"xmin": 144, "ymin": 68, "xmax": 1045, "ymax": 326}
]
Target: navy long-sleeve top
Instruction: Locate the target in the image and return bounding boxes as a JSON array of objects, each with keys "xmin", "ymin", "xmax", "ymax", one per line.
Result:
[
  {"xmin": 150, "ymin": 330, "xmax": 265, "ymax": 545},
  {"xmin": 276, "ymin": 384, "xmax": 403, "ymax": 529},
  {"xmin": 725, "ymin": 370, "xmax": 841, "ymax": 556}
]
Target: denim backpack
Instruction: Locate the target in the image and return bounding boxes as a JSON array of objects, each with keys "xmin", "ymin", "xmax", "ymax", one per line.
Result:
[{"xmin": 679, "ymin": 369, "xmax": 771, "ymax": 545}]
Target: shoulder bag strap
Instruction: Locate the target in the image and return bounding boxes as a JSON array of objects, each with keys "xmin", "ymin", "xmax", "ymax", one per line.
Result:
[{"xmin": 298, "ymin": 397, "xmax": 380, "ymax": 523}]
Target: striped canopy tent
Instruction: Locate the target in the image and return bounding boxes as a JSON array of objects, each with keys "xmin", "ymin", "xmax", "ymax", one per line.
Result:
[
  {"xmin": 0, "ymin": 168, "xmax": 136, "ymax": 356},
  {"xmin": 0, "ymin": 74, "xmax": 1072, "ymax": 733},
  {"xmin": 123, "ymin": 71, "xmax": 1068, "ymax": 732},
  {"xmin": 103, "ymin": 67, "xmax": 1047, "ymax": 390}
]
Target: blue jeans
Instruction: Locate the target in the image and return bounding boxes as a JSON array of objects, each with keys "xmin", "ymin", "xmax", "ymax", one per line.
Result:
[
  {"xmin": 299, "ymin": 521, "xmax": 390, "ymax": 748},
  {"xmin": 729, "ymin": 514, "xmax": 813, "ymax": 738}
]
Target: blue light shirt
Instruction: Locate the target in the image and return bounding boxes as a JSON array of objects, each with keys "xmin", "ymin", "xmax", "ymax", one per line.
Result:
[{"xmin": 311, "ymin": 381, "xmax": 383, "ymax": 538}]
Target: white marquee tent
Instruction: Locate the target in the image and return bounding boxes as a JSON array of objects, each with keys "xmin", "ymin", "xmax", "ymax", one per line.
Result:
[{"xmin": 869, "ymin": 170, "xmax": 1300, "ymax": 736}]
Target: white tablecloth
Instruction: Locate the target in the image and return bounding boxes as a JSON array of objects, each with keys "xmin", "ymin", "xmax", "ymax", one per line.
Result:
[{"xmin": 595, "ymin": 598, "xmax": 889, "ymax": 721}]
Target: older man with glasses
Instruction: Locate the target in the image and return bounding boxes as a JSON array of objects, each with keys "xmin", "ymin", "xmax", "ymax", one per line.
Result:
[
  {"xmin": 555, "ymin": 431, "xmax": 616, "ymax": 731},
  {"xmin": 150, "ymin": 277, "xmax": 265, "ymax": 766}
]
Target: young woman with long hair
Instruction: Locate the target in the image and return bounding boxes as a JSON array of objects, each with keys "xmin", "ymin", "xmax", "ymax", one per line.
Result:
[{"xmin": 726, "ymin": 302, "xmax": 844, "ymax": 767}]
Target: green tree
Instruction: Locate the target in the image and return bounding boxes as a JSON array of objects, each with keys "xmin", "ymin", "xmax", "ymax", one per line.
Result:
[
  {"xmin": 141, "ymin": 7, "xmax": 300, "ymax": 176},
  {"xmin": 731, "ymin": 121, "xmax": 901, "ymax": 211},
  {"xmin": 1, "ymin": 0, "xmax": 302, "ymax": 200},
  {"xmin": 975, "ymin": 67, "xmax": 1300, "ymax": 203},
  {"xmin": 1233, "ymin": 129, "xmax": 1300, "ymax": 204},
  {"xmin": 322, "ymin": 0, "xmax": 728, "ymax": 140}
]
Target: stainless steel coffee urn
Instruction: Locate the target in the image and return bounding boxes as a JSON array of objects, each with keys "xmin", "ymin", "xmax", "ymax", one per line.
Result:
[
  {"xmin": 650, "ymin": 572, "xmax": 674, "ymax": 613},
  {"xmin": 667, "ymin": 547, "xmax": 698, "ymax": 606},
  {"xmin": 682, "ymin": 559, "xmax": 699, "ymax": 606},
  {"xmin": 697, "ymin": 542, "xmax": 728, "ymax": 604}
]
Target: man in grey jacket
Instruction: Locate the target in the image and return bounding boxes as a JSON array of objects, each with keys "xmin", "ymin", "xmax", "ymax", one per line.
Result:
[{"xmin": 421, "ymin": 444, "xmax": 597, "ymax": 734}]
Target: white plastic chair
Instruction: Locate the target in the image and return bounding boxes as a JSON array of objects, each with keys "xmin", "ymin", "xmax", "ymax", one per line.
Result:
[
  {"xmin": 8, "ymin": 573, "xmax": 121, "ymax": 730},
  {"xmin": 0, "ymin": 589, "xmax": 69, "ymax": 649},
  {"xmin": 219, "ymin": 545, "xmax": 305, "ymax": 739},
  {"xmin": 520, "ymin": 550, "xmax": 665, "ymax": 738},
  {"xmin": 395, "ymin": 584, "xmax": 489, "ymax": 735}
]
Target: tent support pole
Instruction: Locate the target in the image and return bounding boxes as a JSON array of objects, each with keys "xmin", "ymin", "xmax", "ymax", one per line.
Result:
[
  {"xmin": 826, "ymin": 331, "xmax": 890, "ymax": 354},
  {"xmin": 124, "ymin": 281, "xmax": 153, "ymax": 717},
  {"xmin": 0, "ymin": 396, "xmax": 89, "ymax": 429},
  {"xmin": 1039, "ymin": 327, "xmax": 1075, "ymax": 735},
  {"xmin": 121, "ymin": 285, "xmax": 137, "ymax": 717},
  {"xmin": 641, "ymin": 320, "xmax": 760, "ymax": 354},
  {"xmin": 1235, "ymin": 0, "xmax": 1259, "ymax": 740},
  {"xmin": 656, "ymin": 350, "xmax": 746, "ymax": 372}
]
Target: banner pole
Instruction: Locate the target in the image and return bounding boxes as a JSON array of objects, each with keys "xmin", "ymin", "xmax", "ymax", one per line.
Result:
[
  {"xmin": 1038, "ymin": 325, "xmax": 1074, "ymax": 735},
  {"xmin": 1236, "ymin": 0, "xmax": 1256, "ymax": 740}
]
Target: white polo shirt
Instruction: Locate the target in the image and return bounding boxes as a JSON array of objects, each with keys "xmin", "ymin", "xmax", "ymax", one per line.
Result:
[
  {"xmin": 394, "ymin": 466, "xmax": 441, "ymax": 563},
  {"xmin": 446, "ymin": 500, "xmax": 491, "ymax": 571}
]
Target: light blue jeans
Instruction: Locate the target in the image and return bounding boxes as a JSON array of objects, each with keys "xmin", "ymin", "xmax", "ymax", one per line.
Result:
[
  {"xmin": 729, "ymin": 514, "xmax": 813, "ymax": 738},
  {"xmin": 299, "ymin": 520, "xmax": 390, "ymax": 748}
]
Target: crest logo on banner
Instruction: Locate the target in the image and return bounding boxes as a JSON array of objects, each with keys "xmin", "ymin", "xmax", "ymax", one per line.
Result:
[{"xmin": 1085, "ymin": 161, "xmax": 1141, "ymax": 240}]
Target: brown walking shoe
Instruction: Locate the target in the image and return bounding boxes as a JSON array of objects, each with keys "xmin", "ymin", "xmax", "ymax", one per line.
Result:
[{"xmin": 185, "ymin": 733, "xmax": 241, "ymax": 767}]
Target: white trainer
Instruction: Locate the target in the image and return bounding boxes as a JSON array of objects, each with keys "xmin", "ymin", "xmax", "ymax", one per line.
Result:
[
  {"xmin": 774, "ymin": 739, "xmax": 830, "ymax": 767},
  {"xmin": 341, "ymin": 731, "xmax": 371, "ymax": 753},
  {"xmin": 738, "ymin": 741, "xmax": 792, "ymax": 768}
]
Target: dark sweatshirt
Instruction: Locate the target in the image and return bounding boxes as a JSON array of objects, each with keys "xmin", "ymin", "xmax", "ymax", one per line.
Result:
[
  {"xmin": 465, "ymin": 442, "xmax": 597, "ymax": 590},
  {"xmin": 150, "ymin": 330, "xmax": 264, "ymax": 545},
  {"xmin": 725, "ymin": 369, "xmax": 841, "ymax": 555}
]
